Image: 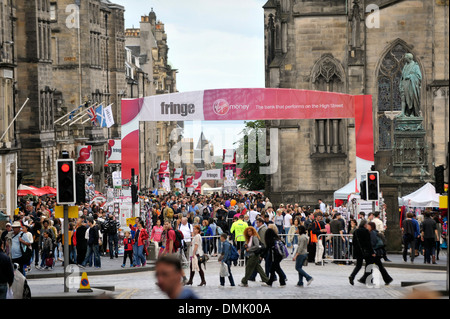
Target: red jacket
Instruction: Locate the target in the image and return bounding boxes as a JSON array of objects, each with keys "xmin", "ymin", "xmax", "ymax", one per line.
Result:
[
  {"xmin": 136, "ymin": 228, "xmax": 149, "ymax": 246},
  {"xmin": 123, "ymin": 238, "xmax": 134, "ymax": 251}
]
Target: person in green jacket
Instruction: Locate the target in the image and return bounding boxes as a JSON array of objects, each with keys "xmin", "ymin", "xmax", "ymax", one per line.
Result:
[{"xmin": 230, "ymin": 215, "xmax": 248, "ymax": 261}]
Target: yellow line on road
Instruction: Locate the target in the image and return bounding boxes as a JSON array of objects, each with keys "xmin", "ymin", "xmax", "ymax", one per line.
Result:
[{"xmin": 116, "ymin": 288, "xmax": 139, "ymax": 299}]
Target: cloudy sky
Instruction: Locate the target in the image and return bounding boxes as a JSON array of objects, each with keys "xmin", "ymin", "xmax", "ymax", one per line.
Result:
[{"xmin": 114, "ymin": 0, "xmax": 267, "ymax": 155}]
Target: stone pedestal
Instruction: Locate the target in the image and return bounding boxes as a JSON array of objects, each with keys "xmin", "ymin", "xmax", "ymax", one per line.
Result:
[
  {"xmin": 392, "ymin": 116, "xmax": 428, "ymax": 180},
  {"xmin": 379, "ymin": 174, "xmax": 402, "ymax": 252}
]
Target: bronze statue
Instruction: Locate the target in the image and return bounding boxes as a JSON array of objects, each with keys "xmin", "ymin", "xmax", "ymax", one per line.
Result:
[{"xmin": 399, "ymin": 53, "xmax": 422, "ymax": 117}]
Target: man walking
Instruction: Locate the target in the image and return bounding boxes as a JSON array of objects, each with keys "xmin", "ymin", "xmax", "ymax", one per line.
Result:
[
  {"xmin": 105, "ymin": 214, "xmax": 120, "ymax": 259},
  {"xmin": 330, "ymin": 213, "xmax": 345, "ymax": 263},
  {"xmin": 179, "ymin": 217, "xmax": 193, "ymax": 260},
  {"xmin": 401, "ymin": 212, "xmax": 417, "ymax": 263},
  {"xmin": 230, "ymin": 215, "xmax": 248, "ymax": 262},
  {"xmin": 80, "ymin": 218, "xmax": 101, "ymax": 269},
  {"xmin": 421, "ymin": 212, "xmax": 438, "ymax": 264}
]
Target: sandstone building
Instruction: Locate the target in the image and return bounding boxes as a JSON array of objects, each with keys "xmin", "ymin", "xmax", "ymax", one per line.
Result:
[{"xmin": 263, "ymin": 0, "xmax": 449, "ymax": 206}]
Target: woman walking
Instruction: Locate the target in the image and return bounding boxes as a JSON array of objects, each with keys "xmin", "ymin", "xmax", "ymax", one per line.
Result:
[
  {"xmin": 293, "ymin": 226, "xmax": 313, "ymax": 287},
  {"xmin": 349, "ymin": 220, "xmax": 372, "ymax": 285},
  {"xmin": 362, "ymin": 222, "xmax": 393, "ymax": 285},
  {"xmin": 150, "ymin": 219, "xmax": 164, "ymax": 248},
  {"xmin": 133, "ymin": 220, "xmax": 149, "ymax": 267},
  {"xmin": 186, "ymin": 225, "xmax": 206, "ymax": 286},
  {"xmin": 239, "ymin": 227, "xmax": 269, "ymax": 287},
  {"xmin": 264, "ymin": 228, "xmax": 286, "ymax": 287}
]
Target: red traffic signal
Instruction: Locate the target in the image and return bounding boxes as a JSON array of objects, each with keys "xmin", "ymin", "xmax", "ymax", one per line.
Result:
[
  {"xmin": 56, "ymin": 159, "xmax": 76, "ymax": 205},
  {"xmin": 366, "ymin": 171, "xmax": 379, "ymax": 201},
  {"xmin": 61, "ymin": 164, "xmax": 71, "ymax": 173}
]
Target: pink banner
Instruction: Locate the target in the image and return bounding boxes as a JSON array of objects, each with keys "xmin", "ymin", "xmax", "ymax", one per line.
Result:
[
  {"xmin": 122, "ymin": 89, "xmax": 374, "ymax": 185},
  {"xmin": 203, "ymin": 88, "xmax": 354, "ymax": 121}
]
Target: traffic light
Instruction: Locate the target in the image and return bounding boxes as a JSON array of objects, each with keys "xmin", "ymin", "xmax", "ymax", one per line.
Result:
[
  {"xmin": 56, "ymin": 159, "xmax": 76, "ymax": 205},
  {"xmin": 366, "ymin": 171, "xmax": 379, "ymax": 201},
  {"xmin": 131, "ymin": 184, "xmax": 138, "ymax": 204},
  {"xmin": 435, "ymin": 165, "xmax": 445, "ymax": 194},
  {"xmin": 360, "ymin": 180, "xmax": 367, "ymax": 201},
  {"xmin": 75, "ymin": 173, "xmax": 86, "ymax": 205}
]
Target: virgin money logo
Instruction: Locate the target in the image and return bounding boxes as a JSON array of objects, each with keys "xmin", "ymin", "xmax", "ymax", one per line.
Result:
[
  {"xmin": 159, "ymin": 162, "xmax": 168, "ymax": 171},
  {"xmin": 78, "ymin": 146, "xmax": 91, "ymax": 162},
  {"xmin": 213, "ymin": 99, "xmax": 230, "ymax": 116}
]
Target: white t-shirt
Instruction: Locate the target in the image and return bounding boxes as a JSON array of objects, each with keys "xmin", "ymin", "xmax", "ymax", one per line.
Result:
[
  {"xmin": 320, "ymin": 202, "xmax": 326, "ymax": 213},
  {"xmin": 248, "ymin": 210, "xmax": 260, "ymax": 224},
  {"xmin": 283, "ymin": 214, "xmax": 292, "ymax": 228},
  {"xmin": 179, "ymin": 223, "xmax": 193, "ymax": 243}
]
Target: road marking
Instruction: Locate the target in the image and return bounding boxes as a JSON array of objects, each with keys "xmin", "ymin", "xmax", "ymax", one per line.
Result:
[{"xmin": 116, "ymin": 288, "xmax": 139, "ymax": 299}]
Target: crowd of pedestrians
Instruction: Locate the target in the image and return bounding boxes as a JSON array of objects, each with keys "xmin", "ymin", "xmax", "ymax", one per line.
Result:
[{"xmin": 1, "ymin": 190, "xmax": 447, "ymax": 300}]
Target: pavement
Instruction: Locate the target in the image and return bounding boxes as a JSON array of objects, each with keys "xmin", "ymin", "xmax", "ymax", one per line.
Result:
[
  {"xmin": 24, "ymin": 250, "xmax": 448, "ymax": 299},
  {"xmin": 24, "ymin": 250, "xmax": 447, "ymax": 280}
]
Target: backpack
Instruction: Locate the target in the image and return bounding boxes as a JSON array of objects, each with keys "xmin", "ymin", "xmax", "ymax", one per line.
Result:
[
  {"xmin": 373, "ymin": 232, "xmax": 384, "ymax": 250},
  {"xmin": 107, "ymin": 220, "xmax": 117, "ymax": 235},
  {"xmin": 230, "ymin": 244, "xmax": 239, "ymax": 262},
  {"xmin": 274, "ymin": 240, "xmax": 289, "ymax": 259},
  {"xmin": 165, "ymin": 207, "xmax": 174, "ymax": 219},
  {"xmin": 173, "ymin": 229, "xmax": 184, "ymax": 249}
]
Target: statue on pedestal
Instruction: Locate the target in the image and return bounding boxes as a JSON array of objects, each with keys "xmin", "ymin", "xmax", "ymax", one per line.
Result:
[{"xmin": 399, "ymin": 53, "xmax": 422, "ymax": 117}]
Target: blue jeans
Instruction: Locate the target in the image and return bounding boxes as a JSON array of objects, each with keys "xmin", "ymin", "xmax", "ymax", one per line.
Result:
[
  {"xmin": 69, "ymin": 245, "xmax": 77, "ymax": 264},
  {"xmin": 133, "ymin": 245, "xmax": 146, "ymax": 266},
  {"xmin": 295, "ymin": 254, "xmax": 312, "ymax": 286},
  {"xmin": 82, "ymin": 244, "xmax": 101, "ymax": 267},
  {"xmin": 40, "ymin": 251, "xmax": 50, "ymax": 268},
  {"xmin": 276, "ymin": 225, "xmax": 284, "ymax": 234},
  {"xmin": 108, "ymin": 233, "xmax": 119, "ymax": 258},
  {"xmin": 219, "ymin": 261, "xmax": 235, "ymax": 286},
  {"xmin": 0, "ymin": 283, "xmax": 8, "ymax": 299},
  {"xmin": 217, "ymin": 239, "xmax": 223, "ymax": 254}
]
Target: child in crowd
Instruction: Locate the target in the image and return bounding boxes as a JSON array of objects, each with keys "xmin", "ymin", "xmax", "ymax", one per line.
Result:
[
  {"xmin": 39, "ymin": 230, "xmax": 54, "ymax": 270},
  {"xmin": 122, "ymin": 231, "xmax": 134, "ymax": 268}
]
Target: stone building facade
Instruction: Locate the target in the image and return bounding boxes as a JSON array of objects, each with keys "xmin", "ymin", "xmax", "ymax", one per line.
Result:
[
  {"xmin": 125, "ymin": 9, "xmax": 179, "ymax": 191},
  {"xmin": 263, "ymin": 0, "xmax": 449, "ymax": 206},
  {"xmin": 14, "ymin": 0, "xmax": 127, "ymax": 191},
  {"xmin": 0, "ymin": 0, "xmax": 18, "ymax": 216}
]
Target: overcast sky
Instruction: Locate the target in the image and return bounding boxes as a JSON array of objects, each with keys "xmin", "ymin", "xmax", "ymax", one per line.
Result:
[
  {"xmin": 113, "ymin": 0, "xmax": 267, "ymax": 155},
  {"xmin": 114, "ymin": 0, "xmax": 266, "ymax": 92}
]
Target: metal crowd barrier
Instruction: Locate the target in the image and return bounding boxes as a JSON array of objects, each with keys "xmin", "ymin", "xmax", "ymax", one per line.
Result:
[{"xmin": 317, "ymin": 234, "xmax": 355, "ymax": 266}]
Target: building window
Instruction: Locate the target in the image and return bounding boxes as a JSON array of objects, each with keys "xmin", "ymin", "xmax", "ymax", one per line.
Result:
[
  {"xmin": 156, "ymin": 129, "xmax": 160, "ymax": 145},
  {"xmin": 311, "ymin": 54, "xmax": 346, "ymax": 155},
  {"xmin": 50, "ymin": 3, "xmax": 57, "ymax": 21}
]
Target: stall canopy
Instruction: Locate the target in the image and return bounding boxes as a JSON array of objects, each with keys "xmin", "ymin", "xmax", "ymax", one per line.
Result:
[
  {"xmin": 334, "ymin": 179, "xmax": 357, "ymax": 201},
  {"xmin": 401, "ymin": 183, "xmax": 440, "ymax": 207},
  {"xmin": 17, "ymin": 185, "xmax": 47, "ymax": 197}
]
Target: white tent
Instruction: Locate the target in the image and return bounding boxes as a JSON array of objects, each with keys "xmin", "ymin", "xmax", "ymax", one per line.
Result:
[
  {"xmin": 401, "ymin": 183, "xmax": 440, "ymax": 207},
  {"xmin": 334, "ymin": 179, "xmax": 357, "ymax": 201}
]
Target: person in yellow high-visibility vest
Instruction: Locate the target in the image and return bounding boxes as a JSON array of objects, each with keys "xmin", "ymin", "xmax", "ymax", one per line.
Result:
[{"xmin": 230, "ymin": 215, "xmax": 248, "ymax": 260}]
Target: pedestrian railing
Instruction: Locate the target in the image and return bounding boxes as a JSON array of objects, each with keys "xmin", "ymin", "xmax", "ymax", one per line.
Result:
[{"xmin": 317, "ymin": 234, "xmax": 356, "ymax": 266}]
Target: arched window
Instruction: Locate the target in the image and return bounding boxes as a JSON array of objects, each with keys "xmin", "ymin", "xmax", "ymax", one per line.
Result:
[
  {"xmin": 377, "ymin": 40, "xmax": 417, "ymax": 150},
  {"xmin": 311, "ymin": 54, "xmax": 346, "ymax": 155}
]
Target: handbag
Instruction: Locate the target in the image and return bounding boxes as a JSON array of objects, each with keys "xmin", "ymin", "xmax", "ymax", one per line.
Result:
[{"xmin": 220, "ymin": 262, "xmax": 230, "ymax": 277}]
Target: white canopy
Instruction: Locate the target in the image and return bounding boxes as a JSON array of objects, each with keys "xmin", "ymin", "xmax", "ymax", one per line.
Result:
[
  {"xmin": 401, "ymin": 183, "xmax": 440, "ymax": 207},
  {"xmin": 334, "ymin": 179, "xmax": 357, "ymax": 201}
]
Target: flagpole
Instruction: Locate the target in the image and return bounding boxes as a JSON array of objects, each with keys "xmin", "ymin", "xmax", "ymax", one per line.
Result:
[
  {"xmin": 54, "ymin": 104, "xmax": 83, "ymax": 124},
  {"xmin": 61, "ymin": 102, "xmax": 97, "ymax": 126},
  {"xmin": 0, "ymin": 98, "xmax": 29, "ymax": 142},
  {"xmin": 68, "ymin": 102, "xmax": 98, "ymax": 126},
  {"xmin": 63, "ymin": 104, "xmax": 95, "ymax": 126}
]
